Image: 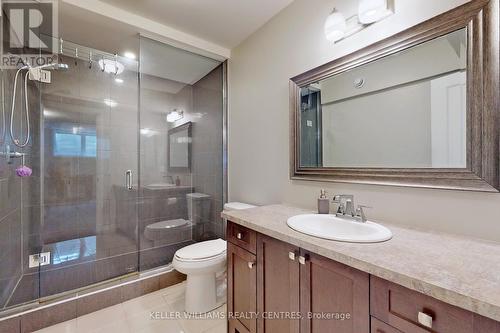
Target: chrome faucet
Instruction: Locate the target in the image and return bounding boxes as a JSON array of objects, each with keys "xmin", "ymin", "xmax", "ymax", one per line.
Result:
[
  {"xmin": 165, "ymin": 175, "xmax": 174, "ymax": 184},
  {"xmin": 332, "ymin": 194, "xmax": 371, "ymax": 223},
  {"xmin": 333, "ymin": 194, "xmax": 354, "ymax": 216}
]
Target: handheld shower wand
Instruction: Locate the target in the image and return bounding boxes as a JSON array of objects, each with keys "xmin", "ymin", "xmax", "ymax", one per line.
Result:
[
  {"xmin": 9, "ymin": 61, "xmax": 69, "ymax": 148},
  {"xmin": 9, "ymin": 65, "xmax": 31, "ymax": 148}
]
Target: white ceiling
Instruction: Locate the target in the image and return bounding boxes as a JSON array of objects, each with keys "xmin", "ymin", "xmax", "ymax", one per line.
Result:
[
  {"xmin": 99, "ymin": 0, "xmax": 293, "ymax": 49},
  {"xmin": 56, "ymin": 2, "xmax": 222, "ymax": 84},
  {"xmin": 141, "ymin": 37, "xmax": 221, "ymax": 86}
]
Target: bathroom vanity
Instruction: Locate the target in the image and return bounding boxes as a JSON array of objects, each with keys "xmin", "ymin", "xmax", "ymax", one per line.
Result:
[{"xmin": 224, "ymin": 205, "xmax": 500, "ymax": 333}]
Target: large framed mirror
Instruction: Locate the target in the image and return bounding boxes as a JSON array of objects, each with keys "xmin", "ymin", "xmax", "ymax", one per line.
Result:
[{"xmin": 290, "ymin": 0, "xmax": 499, "ymax": 192}]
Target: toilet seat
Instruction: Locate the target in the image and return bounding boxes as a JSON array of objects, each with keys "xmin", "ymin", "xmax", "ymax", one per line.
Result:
[{"xmin": 174, "ymin": 239, "xmax": 226, "ymax": 262}]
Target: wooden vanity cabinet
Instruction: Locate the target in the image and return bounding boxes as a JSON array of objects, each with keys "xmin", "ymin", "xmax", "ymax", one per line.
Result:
[
  {"xmin": 370, "ymin": 276, "xmax": 500, "ymax": 333},
  {"xmin": 227, "ymin": 221, "xmax": 500, "ymax": 333},
  {"xmin": 227, "ymin": 222, "xmax": 370, "ymax": 333},
  {"xmin": 300, "ymin": 250, "xmax": 369, "ymax": 333},
  {"xmin": 227, "ymin": 241, "xmax": 257, "ymax": 333},
  {"xmin": 257, "ymin": 234, "xmax": 300, "ymax": 333}
]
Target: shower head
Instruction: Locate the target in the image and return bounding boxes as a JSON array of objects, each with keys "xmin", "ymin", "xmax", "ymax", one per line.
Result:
[
  {"xmin": 33, "ymin": 63, "xmax": 69, "ymax": 71},
  {"xmin": 51, "ymin": 63, "xmax": 69, "ymax": 71}
]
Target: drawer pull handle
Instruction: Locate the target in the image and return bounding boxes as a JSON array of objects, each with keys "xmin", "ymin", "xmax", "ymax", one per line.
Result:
[
  {"xmin": 289, "ymin": 252, "xmax": 296, "ymax": 261},
  {"xmin": 298, "ymin": 256, "xmax": 307, "ymax": 265},
  {"xmin": 248, "ymin": 261, "xmax": 255, "ymax": 269},
  {"xmin": 236, "ymin": 232, "xmax": 243, "ymax": 240},
  {"xmin": 418, "ymin": 311, "xmax": 433, "ymax": 328}
]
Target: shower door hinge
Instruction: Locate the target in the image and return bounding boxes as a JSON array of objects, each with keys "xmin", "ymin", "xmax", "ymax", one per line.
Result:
[{"xmin": 29, "ymin": 252, "xmax": 51, "ymax": 268}]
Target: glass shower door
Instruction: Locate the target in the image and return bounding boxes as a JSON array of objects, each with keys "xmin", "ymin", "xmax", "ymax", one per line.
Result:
[{"xmin": 37, "ymin": 42, "xmax": 140, "ymax": 299}]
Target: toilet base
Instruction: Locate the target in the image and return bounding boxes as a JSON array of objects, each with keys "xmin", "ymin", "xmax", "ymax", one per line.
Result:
[{"xmin": 185, "ymin": 273, "xmax": 218, "ymax": 314}]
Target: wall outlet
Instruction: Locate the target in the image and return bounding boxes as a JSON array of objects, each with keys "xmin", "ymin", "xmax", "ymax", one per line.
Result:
[{"xmin": 29, "ymin": 252, "xmax": 51, "ymax": 268}]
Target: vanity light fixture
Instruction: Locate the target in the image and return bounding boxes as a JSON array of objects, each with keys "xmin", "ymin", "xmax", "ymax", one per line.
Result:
[
  {"xmin": 324, "ymin": 1, "xmax": 394, "ymax": 43},
  {"xmin": 358, "ymin": 0, "xmax": 392, "ymax": 24},
  {"xmin": 324, "ymin": 9, "xmax": 347, "ymax": 42},
  {"xmin": 166, "ymin": 109, "xmax": 184, "ymax": 123}
]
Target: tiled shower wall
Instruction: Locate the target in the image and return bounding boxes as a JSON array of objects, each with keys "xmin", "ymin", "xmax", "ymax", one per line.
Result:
[{"xmin": 191, "ymin": 66, "xmax": 224, "ymax": 240}]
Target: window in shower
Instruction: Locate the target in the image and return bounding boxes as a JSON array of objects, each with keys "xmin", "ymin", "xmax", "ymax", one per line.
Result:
[{"xmin": 53, "ymin": 131, "xmax": 97, "ymax": 157}]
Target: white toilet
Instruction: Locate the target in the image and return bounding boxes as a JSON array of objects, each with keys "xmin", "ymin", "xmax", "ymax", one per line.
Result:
[
  {"xmin": 173, "ymin": 202, "xmax": 256, "ymax": 314},
  {"xmin": 173, "ymin": 239, "xmax": 227, "ymax": 313}
]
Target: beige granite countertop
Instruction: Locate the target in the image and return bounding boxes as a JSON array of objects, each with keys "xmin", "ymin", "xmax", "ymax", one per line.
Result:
[{"xmin": 222, "ymin": 204, "xmax": 500, "ymax": 322}]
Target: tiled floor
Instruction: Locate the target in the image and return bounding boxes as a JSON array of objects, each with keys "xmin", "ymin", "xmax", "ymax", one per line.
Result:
[{"xmin": 34, "ymin": 282, "xmax": 227, "ymax": 333}]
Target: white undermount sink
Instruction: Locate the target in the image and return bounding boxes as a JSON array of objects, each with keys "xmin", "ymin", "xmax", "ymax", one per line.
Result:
[{"xmin": 287, "ymin": 214, "xmax": 392, "ymax": 243}]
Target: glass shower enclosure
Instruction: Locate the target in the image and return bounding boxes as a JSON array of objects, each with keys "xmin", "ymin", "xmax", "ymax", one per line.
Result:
[{"xmin": 0, "ymin": 33, "xmax": 226, "ymax": 316}]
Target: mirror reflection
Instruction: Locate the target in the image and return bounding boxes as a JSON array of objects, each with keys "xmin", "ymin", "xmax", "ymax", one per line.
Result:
[
  {"xmin": 299, "ymin": 28, "xmax": 467, "ymax": 169},
  {"xmin": 168, "ymin": 122, "xmax": 192, "ymax": 172}
]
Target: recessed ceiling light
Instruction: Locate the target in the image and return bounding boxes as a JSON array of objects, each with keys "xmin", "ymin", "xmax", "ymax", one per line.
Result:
[
  {"xmin": 115, "ymin": 78, "xmax": 124, "ymax": 84},
  {"xmin": 124, "ymin": 51, "xmax": 136, "ymax": 60},
  {"xmin": 104, "ymin": 99, "xmax": 117, "ymax": 107}
]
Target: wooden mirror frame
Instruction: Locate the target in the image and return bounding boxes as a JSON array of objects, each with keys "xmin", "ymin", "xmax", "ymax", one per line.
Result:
[
  {"xmin": 168, "ymin": 121, "xmax": 192, "ymax": 173},
  {"xmin": 290, "ymin": 0, "xmax": 499, "ymax": 192}
]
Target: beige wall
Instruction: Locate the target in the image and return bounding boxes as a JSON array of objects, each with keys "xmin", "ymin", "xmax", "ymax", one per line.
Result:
[
  {"xmin": 322, "ymin": 81, "xmax": 432, "ymax": 167},
  {"xmin": 228, "ymin": 0, "xmax": 500, "ymax": 242}
]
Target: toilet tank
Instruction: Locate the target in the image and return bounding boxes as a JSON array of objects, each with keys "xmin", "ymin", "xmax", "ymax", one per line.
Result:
[{"xmin": 186, "ymin": 193, "xmax": 211, "ymax": 223}]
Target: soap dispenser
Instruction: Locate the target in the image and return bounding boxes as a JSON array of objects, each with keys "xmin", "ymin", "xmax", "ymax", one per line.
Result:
[{"xmin": 318, "ymin": 189, "xmax": 329, "ymax": 214}]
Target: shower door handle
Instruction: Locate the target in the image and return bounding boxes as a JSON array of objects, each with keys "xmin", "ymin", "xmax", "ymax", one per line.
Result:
[{"xmin": 126, "ymin": 170, "xmax": 133, "ymax": 190}]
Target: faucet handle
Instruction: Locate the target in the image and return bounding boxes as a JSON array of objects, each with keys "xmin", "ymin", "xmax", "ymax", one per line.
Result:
[{"xmin": 355, "ymin": 205, "xmax": 372, "ymax": 222}]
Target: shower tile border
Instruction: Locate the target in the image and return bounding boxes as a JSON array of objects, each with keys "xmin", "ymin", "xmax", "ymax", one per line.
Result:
[{"xmin": 0, "ymin": 268, "xmax": 185, "ymax": 333}]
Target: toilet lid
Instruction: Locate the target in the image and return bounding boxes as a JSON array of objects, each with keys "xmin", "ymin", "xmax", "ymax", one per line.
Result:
[{"xmin": 175, "ymin": 239, "xmax": 226, "ymax": 260}]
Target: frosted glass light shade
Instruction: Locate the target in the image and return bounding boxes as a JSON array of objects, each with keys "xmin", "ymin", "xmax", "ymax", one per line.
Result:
[
  {"xmin": 358, "ymin": 0, "xmax": 390, "ymax": 24},
  {"xmin": 324, "ymin": 10, "xmax": 347, "ymax": 42},
  {"xmin": 166, "ymin": 110, "xmax": 184, "ymax": 123}
]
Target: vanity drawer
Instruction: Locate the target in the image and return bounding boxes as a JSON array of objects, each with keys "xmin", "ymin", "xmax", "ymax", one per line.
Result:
[
  {"xmin": 227, "ymin": 222, "xmax": 257, "ymax": 254},
  {"xmin": 370, "ymin": 276, "xmax": 495, "ymax": 333},
  {"xmin": 371, "ymin": 317, "xmax": 402, "ymax": 333}
]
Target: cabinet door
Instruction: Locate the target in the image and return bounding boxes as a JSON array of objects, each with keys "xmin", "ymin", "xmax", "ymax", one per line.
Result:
[
  {"xmin": 300, "ymin": 251, "xmax": 370, "ymax": 333},
  {"xmin": 227, "ymin": 242, "xmax": 257, "ymax": 333},
  {"xmin": 257, "ymin": 234, "xmax": 300, "ymax": 333}
]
